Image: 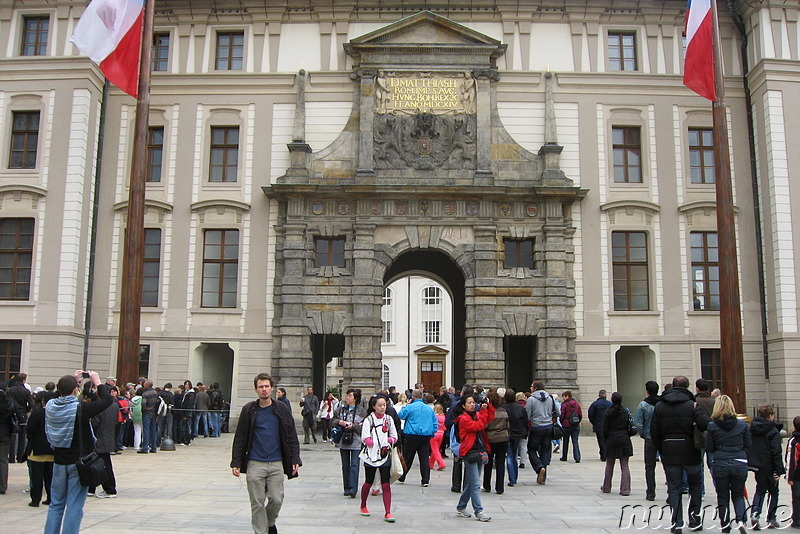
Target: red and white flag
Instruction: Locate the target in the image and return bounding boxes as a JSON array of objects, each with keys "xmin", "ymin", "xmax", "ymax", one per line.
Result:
[
  {"xmin": 70, "ymin": 0, "xmax": 145, "ymax": 97},
  {"xmin": 683, "ymin": 0, "xmax": 716, "ymax": 101}
]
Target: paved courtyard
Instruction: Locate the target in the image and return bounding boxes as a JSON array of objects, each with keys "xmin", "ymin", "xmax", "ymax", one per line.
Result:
[{"xmin": 0, "ymin": 432, "xmax": 794, "ymax": 533}]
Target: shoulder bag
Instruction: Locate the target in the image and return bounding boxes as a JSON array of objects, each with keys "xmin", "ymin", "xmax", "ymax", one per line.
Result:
[
  {"xmin": 75, "ymin": 403, "xmax": 108, "ymax": 488},
  {"xmin": 625, "ymin": 408, "xmax": 638, "ymax": 437}
]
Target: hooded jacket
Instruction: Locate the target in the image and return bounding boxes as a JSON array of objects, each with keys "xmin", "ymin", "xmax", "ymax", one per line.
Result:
[
  {"xmin": 650, "ymin": 387, "xmax": 709, "ymax": 465},
  {"xmin": 706, "ymin": 415, "xmax": 750, "ymax": 462},
  {"xmin": 634, "ymin": 395, "xmax": 660, "ymax": 439},
  {"xmin": 747, "ymin": 416, "xmax": 785, "ymax": 475},
  {"xmin": 503, "ymin": 400, "xmax": 529, "ymax": 440},
  {"xmin": 525, "ymin": 390, "xmax": 555, "ymax": 428}
]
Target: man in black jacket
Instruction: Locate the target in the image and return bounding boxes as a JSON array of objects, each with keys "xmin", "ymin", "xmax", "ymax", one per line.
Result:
[
  {"xmin": 231, "ymin": 373, "xmax": 301, "ymax": 534},
  {"xmin": 748, "ymin": 404, "xmax": 785, "ymax": 529},
  {"xmin": 7, "ymin": 373, "xmax": 34, "ymax": 463},
  {"xmin": 651, "ymin": 375, "xmax": 710, "ymax": 534}
]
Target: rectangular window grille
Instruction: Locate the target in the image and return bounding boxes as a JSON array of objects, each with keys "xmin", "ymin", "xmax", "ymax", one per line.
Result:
[
  {"xmin": 688, "ymin": 128, "xmax": 715, "ymax": 184},
  {"xmin": 612, "ymin": 231, "xmax": 649, "ymax": 311},
  {"xmin": 209, "ymin": 126, "xmax": 239, "ymax": 182},
  {"xmin": 146, "ymin": 127, "xmax": 164, "ymax": 182},
  {"xmin": 612, "ymin": 126, "xmax": 642, "ymax": 183},
  {"xmin": 504, "ymin": 239, "xmax": 534, "ymax": 269},
  {"xmin": 0, "ymin": 218, "xmax": 34, "ymax": 300},
  {"xmin": 21, "ymin": 16, "xmax": 49, "ymax": 56},
  {"xmin": 152, "ymin": 32, "xmax": 170, "ymax": 71},
  {"xmin": 142, "ymin": 228, "xmax": 161, "ymax": 307},
  {"xmin": 202, "ymin": 229, "xmax": 239, "ymax": 308},
  {"xmin": 9, "ymin": 111, "xmax": 40, "ymax": 169},
  {"xmin": 0, "ymin": 340, "xmax": 22, "ymax": 385},
  {"xmin": 691, "ymin": 231, "xmax": 719, "ymax": 311},
  {"xmin": 314, "ymin": 237, "xmax": 345, "ymax": 268},
  {"xmin": 700, "ymin": 348, "xmax": 721, "ymax": 391},
  {"xmin": 138, "ymin": 344, "xmax": 150, "ymax": 379},
  {"xmin": 215, "ymin": 32, "xmax": 244, "ymax": 70},
  {"xmin": 608, "ymin": 32, "xmax": 637, "ymax": 71}
]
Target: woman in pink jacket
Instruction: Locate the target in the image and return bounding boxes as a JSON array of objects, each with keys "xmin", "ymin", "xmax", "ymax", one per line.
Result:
[{"xmin": 429, "ymin": 404, "xmax": 447, "ymax": 471}]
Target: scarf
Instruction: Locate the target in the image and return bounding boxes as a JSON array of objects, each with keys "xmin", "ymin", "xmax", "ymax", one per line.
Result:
[{"xmin": 45, "ymin": 395, "xmax": 79, "ymax": 448}]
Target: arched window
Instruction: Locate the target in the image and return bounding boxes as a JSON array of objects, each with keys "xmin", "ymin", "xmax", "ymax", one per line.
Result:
[
  {"xmin": 421, "ymin": 285, "xmax": 442, "ymax": 343},
  {"xmin": 381, "ymin": 287, "xmax": 393, "ymax": 343}
]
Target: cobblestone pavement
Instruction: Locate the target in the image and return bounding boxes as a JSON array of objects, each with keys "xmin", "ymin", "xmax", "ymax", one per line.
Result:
[{"xmin": 0, "ymin": 433, "xmax": 794, "ymax": 533}]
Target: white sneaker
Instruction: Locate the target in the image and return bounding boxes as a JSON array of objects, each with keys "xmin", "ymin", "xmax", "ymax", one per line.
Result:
[
  {"xmin": 475, "ymin": 511, "xmax": 492, "ymax": 522},
  {"xmin": 455, "ymin": 509, "xmax": 471, "ymax": 518},
  {"xmin": 95, "ymin": 490, "xmax": 117, "ymax": 499}
]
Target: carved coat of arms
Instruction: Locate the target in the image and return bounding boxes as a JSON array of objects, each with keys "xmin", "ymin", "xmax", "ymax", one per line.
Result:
[{"xmin": 374, "ymin": 113, "xmax": 476, "ymax": 170}]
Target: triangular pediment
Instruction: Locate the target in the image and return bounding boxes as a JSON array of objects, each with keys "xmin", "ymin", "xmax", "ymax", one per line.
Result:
[
  {"xmin": 344, "ymin": 11, "xmax": 506, "ymax": 70},
  {"xmin": 349, "ymin": 11, "xmax": 501, "ymax": 47},
  {"xmin": 414, "ymin": 345, "xmax": 449, "ymax": 357}
]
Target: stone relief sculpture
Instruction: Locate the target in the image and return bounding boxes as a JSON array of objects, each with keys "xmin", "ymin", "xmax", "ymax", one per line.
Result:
[
  {"xmin": 460, "ymin": 72, "xmax": 476, "ymax": 114},
  {"xmin": 374, "ymin": 113, "xmax": 477, "ymax": 170},
  {"xmin": 375, "ymin": 70, "xmax": 392, "ymax": 115}
]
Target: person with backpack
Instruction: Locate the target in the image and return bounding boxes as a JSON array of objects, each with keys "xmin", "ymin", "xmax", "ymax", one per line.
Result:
[
  {"xmin": 748, "ymin": 404, "xmax": 785, "ymax": 529},
  {"xmin": 482, "ymin": 389, "xmax": 509, "ymax": 495},
  {"xmin": 358, "ymin": 394, "xmax": 398, "ymax": 523},
  {"xmin": 559, "ymin": 390, "xmax": 582, "ymax": 463},
  {"xmin": 525, "ymin": 382, "xmax": 557, "ymax": 485},
  {"xmin": 600, "ymin": 392, "xmax": 634, "ymax": 496},
  {"xmin": 0, "ymin": 386, "xmax": 26, "ymax": 495},
  {"xmin": 786, "ymin": 415, "xmax": 800, "ymax": 529},
  {"xmin": 453, "ymin": 393, "xmax": 495, "ymax": 522},
  {"xmin": 115, "ymin": 390, "xmax": 130, "ymax": 452}
]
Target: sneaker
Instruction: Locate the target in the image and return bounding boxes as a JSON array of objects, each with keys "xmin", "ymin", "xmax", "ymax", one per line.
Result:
[
  {"xmin": 767, "ymin": 519, "xmax": 780, "ymax": 529},
  {"xmin": 519, "ymin": 463, "xmax": 525, "ymax": 469},
  {"xmin": 751, "ymin": 517, "xmax": 761, "ymax": 531},
  {"xmin": 22, "ymin": 488, "xmax": 30, "ymax": 494},
  {"xmin": 475, "ymin": 511, "xmax": 492, "ymax": 522},
  {"xmin": 455, "ymin": 509, "xmax": 471, "ymax": 518},
  {"xmin": 87, "ymin": 491, "xmax": 95, "ymax": 496},
  {"xmin": 421, "ymin": 483, "xmax": 429, "ymax": 487},
  {"xmin": 360, "ymin": 506, "xmax": 370, "ymax": 517},
  {"xmin": 371, "ymin": 489, "xmax": 381, "ymax": 496},
  {"xmin": 553, "ymin": 445, "xmax": 560, "ymax": 453},
  {"xmin": 537, "ymin": 467, "xmax": 547, "ymax": 485},
  {"xmin": 119, "ymin": 446, "xmax": 127, "ymax": 450},
  {"xmin": 96, "ymin": 490, "xmax": 117, "ymax": 499},
  {"xmin": 384, "ymin": 513, "xmax": 395, "ymax": 523}
]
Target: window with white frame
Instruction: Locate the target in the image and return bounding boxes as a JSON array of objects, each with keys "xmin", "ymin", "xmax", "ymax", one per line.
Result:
[
  {"xmin": 421, "ymin": 285, "xmax": 442, "ymax": 344},
  {"xmin": 381, "ymin": 287, "xmax": 393, "ymax": 343},
  {"xmin": 382, "ymin": 364, "xmax": 390, "ymax": 391}
]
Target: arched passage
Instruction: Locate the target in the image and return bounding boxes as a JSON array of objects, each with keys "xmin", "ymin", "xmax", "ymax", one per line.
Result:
[{"xmin": 383, "ymin": 250, "xmax": 466, "ymax": 389}]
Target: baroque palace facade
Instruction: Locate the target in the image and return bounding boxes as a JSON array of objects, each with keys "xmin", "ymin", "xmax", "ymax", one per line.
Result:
[{"xmin": 0, "ymin": 0, "xmax": 799, "ymax": 416}]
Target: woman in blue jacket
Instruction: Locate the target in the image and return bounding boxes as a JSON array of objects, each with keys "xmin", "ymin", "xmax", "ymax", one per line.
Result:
[{"xmin": 706, "ymin": 395, "xmax": 751, "ymax": 533}]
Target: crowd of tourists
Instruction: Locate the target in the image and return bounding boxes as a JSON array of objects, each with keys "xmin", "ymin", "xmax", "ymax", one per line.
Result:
[
  {"xmin": 3, "ymin": 371, "xmax": 800, "ymax": 534},
  {"xmin": 0, "ymin": 371, "xmax": 229, "ymax": 533}
]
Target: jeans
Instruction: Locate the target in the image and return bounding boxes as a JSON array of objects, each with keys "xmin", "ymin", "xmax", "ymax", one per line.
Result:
[
  {"xmin": 457, "ymin": 458, "xmax": 483, "ymax": 513},
  {"xmin": 399, "ymin": 434, "xmax": 432, "ymax": 484},
  {"xmin": 193, "ymin": 410, "xmax": 209, "ymax": 437},
  {"xmin": 506, "ymin": 438, "xmax": 521, "ymax": 484},
  {"xmin": 483, "ymin": 441, "xmax": 508, "ymax": 493},
  {"xmin": 527, "ymin": 425, "xmax": 553, "ymax": 474},
  {"xmin": 643, "ymin": 437, "xmax": 657, "ymax": 499},
  {"xmin": 712, "ymin": 458, "xmax": 748, "ymax": 527},
  {"xmin": 210, "ymin": 411, "xmax": 221, "ymax": 437},
  {"xmin": 594, "ymin": 431, "xmax": 606, "ymax": 460},
  {"xmin": 664, "ymin": 463, "xmax": 703, "ymax": 529},
  {"xmin": 751, "ymin": 470, "xmax": 780, "ymax": 521},
  {"xmin": 246, "ymin": 460, "xmax": 284, "ymax": 533},
  {"xmin": 180, "ymin": 417, "xmax": 193, "ymax": 444},
  {"xmin": 44, "ymin": 463, "xmax": 88, "ymax": 534},
  {"xmin": 792, "ymin": 479, "xmax": 800, "ymax": 526},
  {"xmin": 339, "ymin": 448, "xmax": 360, "ymax": 496},
  {"xmin": 561, "ymin": 426, "xmax": 581, "ymax": 461},
  {"xmin": 141, "ymin": 413, "xmax": 158, "ymax": 452}
]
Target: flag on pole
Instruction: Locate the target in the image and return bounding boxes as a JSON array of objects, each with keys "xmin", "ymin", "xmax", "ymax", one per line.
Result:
[
  {"xmin": 70, "ymin": 0, "xmax": 145, "ymax": 97},
  {"xmin": 683, "ymin": 0, "xmax": 716, "ymax": 101}
]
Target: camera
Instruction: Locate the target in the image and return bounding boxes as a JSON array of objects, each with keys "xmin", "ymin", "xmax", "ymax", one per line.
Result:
[{"xmin": 82, "ymin": 371, "xmax": 90, "ymax": 378}]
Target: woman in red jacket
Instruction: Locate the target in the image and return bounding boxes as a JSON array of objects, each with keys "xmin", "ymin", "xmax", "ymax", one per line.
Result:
[{"xmin": 453, "ymin": 394, "xmax": 495, "ymax": 522}]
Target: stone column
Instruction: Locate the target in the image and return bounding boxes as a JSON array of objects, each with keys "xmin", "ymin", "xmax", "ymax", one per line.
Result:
[
  {"xmin": 536, "ymin": 200, "xmax": 578, "ymax": 391},
  {"xmin": 343, "ymin": 223, "xmax": 382, "ymax": 391},
  {"xmin": 474, "ymin": 74, "xmax": 493, "ymax": 184},
  {"xmin": 355, "ymin": 71, "xmax": 376, "ymax": 181},
  {"xmin": 464, "ymin": 225, "xmax": 505, "ymax": 386},
  {"xmin": 273, "ymin": 217, "xmax": 313, "ymax": 390}
]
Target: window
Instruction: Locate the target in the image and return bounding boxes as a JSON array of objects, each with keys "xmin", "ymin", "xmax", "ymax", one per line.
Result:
[
  {"xmin": 0, "ymin": 218, "xmax": 34, "ymax": 300},
  {"xmin": 314, "ymin": 237, "xmax": 345, "ymax": 268},
  {"xmin": 152, "ymin": 32, "xmax": 170, "ymax": 71},
  {"xmin": 0, "ymin": 340, "xmax": 22, "ymax": 385},
  {"xmin": 138, "ymin": 344, "xmax": 150, "ymax": 379},
  {"xmin": 422, "ymin": 286, "xmax": 442, "ymax": 344},
  {"xmin": 691, "ymin": 231, "xmax": 719, "ymax": 311},
  {"xmin": 382, "ymin": 364, "xmax": 390, "ymax": 391},
  {"xmin": 21, "ymin": 15, "xmax": 49, "ymax": 56},
  {"xmin": 700, "ymin": 348, "xmax": 721, "ymax": 391},
  {"xmin": 142, "ymin": 228, "xmax": 161, "ymax": 307},
  {"xmin": 9, "ymin": 111, "xmax": 40, "ymax": 169},
  {"xmin": 202, "ymin": 229, "xmax": 239, "ymax": 308},
  {"xmin": 608, "ymin": 32, "xmax": 637, "ymax": 71},
  {"xmin": 381, "ymin": 287, "xmax": 393, "ymax": 343},
  {"xmin": 504, "ymin": 238, "xmax": 534, "ymax": 269},
  {"xmin": 612, "ymin": 126, "xmax": 641, "ymax": 183},
  {"xmin": 612, "ymin": 231, "xmax": 649, "ymax": 311},
  {"xmin": 146, "ymin": 127, "xmax": 164, "ymax": 182},
  {"xmin": 209, "ymin": 126, "xmax": 239, "ymax": 182},
  {"xmin": 215, "ymin": 32, "xmax": 244, "ymax": 70},
  {"xmin": 689, "ymin": 128, "xmax": 715, "ymax": 184}
]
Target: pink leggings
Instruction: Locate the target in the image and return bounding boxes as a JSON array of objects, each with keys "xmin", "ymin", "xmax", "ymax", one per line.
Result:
[{"xmin": 429, "ymin": 433, "xmax": 446, "ymax": 470}]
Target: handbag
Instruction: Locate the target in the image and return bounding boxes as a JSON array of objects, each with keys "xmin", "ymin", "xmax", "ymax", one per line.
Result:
[
  {"xmin": 330, "ymin": 424, "xmax": 343, "ymax": 443},
  {"xmin": 625, "ymin": 408, "xmax": 638, "ymax": 437},
  {"xmin": 465, "ymin": 449, "xmax": 482, "ymax": 464},
  {"xmin": 390, "ymin": 446, "xmax": 406, "ymax": 483},
  {"xmin": 75, "ymin": 403, "xmax": 108, "ymax": 488},
  {"xmin": 552, "ymin": 423, "xmax": 563, "ymax": 440}
]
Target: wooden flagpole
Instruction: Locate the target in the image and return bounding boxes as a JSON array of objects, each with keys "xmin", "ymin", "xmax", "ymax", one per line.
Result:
[
  {"xmin": 115, "ymin": 0, "xmax": 154, "ymax": 386},
  {"xmin": 710, "ymin": 0, "xmax": 747, "ymax": 413}
]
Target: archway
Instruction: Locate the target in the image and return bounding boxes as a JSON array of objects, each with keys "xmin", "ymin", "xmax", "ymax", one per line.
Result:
[{"xmin": 383, "ymin": 250, "xmax": 466, "ymax": 390}]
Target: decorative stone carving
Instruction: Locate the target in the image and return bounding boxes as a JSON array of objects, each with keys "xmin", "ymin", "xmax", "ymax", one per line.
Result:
[
  {"xmin": 374, "ymin": 71, "xmax": 476, "ymax": 115},
  {"xmin": 374, "ymin": 112, "xmax": 477, "ymax": 170}
]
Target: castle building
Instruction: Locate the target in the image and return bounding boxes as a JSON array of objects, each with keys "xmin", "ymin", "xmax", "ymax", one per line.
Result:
[{"xmin": 0, "ymin": 0, "xmax": 798, "ymax": 416}]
